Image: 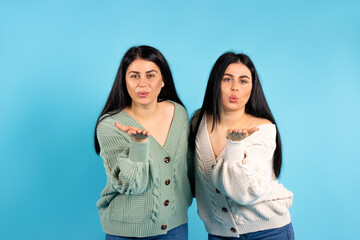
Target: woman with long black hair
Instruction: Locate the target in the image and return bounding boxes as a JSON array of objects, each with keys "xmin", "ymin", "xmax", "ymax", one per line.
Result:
[
  {"xmin": 190, "ymin": 52, "xmax": 294, "ymax": 240},
  {"xmin": 94, "ymin": 45, "xmax": 192, "ymax": 240}
]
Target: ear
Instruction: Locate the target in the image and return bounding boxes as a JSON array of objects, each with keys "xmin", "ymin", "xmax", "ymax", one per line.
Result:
[{"xmin": 161, "ymin": 80, "xmax": 165, "ymax": 88}]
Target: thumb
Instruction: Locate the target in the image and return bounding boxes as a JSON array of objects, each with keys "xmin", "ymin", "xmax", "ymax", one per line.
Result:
[
  {"xmin": 114, "ymin": 123, "xmax": 129, "ymax": 132},
  {"xmin": 248, "ymin": 127, "xmax": 259, "ymax": 135}
]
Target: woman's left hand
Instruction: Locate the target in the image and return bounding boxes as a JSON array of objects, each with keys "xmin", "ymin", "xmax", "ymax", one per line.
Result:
[{"xmin": 227, "ymin": 127, "xmax": 259, "ymax": 141}]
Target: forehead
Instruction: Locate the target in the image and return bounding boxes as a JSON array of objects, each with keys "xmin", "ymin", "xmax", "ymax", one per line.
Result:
[
  {"xmin": 224, "ymin": 63, "xmax": 251, "ymax": 77},
  {"xmin": 127, "ymin": 59, "xmax": 160, "ymax": 72}
]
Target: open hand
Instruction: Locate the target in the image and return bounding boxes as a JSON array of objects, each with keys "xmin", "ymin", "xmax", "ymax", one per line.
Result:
[
  {"xmin": 114, "ymin": 123, "xmax": 150, "ymax": 142},
  {"xmin": 227, "ymin": 127, "xmax": 259, "ymax": 141}
]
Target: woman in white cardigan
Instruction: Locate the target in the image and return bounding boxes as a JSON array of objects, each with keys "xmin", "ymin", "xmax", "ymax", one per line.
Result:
[{"xmin": 190, "ymin": 52, "xmax": 294, "ymax": 240}]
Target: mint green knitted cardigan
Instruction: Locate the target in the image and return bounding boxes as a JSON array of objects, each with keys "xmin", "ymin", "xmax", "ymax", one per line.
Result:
[{"xmin": 96, "ymin": 102, "xmax": 193, "ymax": 237}]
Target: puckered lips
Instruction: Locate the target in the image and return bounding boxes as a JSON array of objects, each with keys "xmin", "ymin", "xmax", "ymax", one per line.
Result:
[
  {"xmin": 136, "ymin": 91, "xmax": 150, "ymax": 98},
  {"xmin": 229, "ymin": 95, "xmax": 239, "ymax": 103}
]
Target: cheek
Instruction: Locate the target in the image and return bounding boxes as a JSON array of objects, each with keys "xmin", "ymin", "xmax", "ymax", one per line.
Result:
[
  {"xmin": 153, "ymin": 79, "xmax": 163, "ymax": 91},
  {"xmin": 242, "ymin": 83, "xmax": 252, "ymax": 94},
  {"xmin": 125, "ymin": 81, "xmax": 134, "ymax": 93},
  {"xmin": 220, "ymin": 83, "xmax": 229, "ymax": 96},
  {"xmin": 243, "ymin": 88, "xmax": 252, "ymax": 100},
  {"xmin": 125, "ymin": 80, "xmax": 130, "ymax": 92}
]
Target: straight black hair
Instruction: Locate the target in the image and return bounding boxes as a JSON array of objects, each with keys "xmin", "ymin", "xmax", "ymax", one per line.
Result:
[
  {"xmin": 94, "ymin": 45, "xmax": 184, "ymax": 154},
  {"xmin": 189, "ymin": 52, "xmax": 283, "ymax": 178}
]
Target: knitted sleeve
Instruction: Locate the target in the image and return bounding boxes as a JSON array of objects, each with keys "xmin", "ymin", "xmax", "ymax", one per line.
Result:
[
  {"xmin": 97, "ymin": 117, "xmax": 153, "ymax": 195},
  {"xmin": 212, "ymin": 125, "xmax": 277, "ymax": 205}
]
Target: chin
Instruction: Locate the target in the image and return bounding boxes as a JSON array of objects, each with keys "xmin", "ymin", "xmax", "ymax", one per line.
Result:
[
  {"xmin": 134, "ymin": 98, "xmax": 156, "ymax": 106},
  {"xmin": 222, "ymin": 104, "xmax": 243, "ymax": 112}
]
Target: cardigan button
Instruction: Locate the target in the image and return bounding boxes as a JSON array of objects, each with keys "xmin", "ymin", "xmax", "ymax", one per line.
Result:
[
  {"xmin": 161, "ymin": 224, "xmax": 167, "ymax": 230},
  {"xmin": 165, "ymin": 179, "xmax": 171, "ymax": 185},
  {"xmin": 222, "ymin": 207, "xmax": 228, "ymax": 213},
  {"xmin": 164, "ymin": 157, "xmax": 171, "ymax": 163},
  {"xmin": 216, "ymin": 188, "xmax": 221, "ymax": 193},
  {"xmin": 211, "ymin": 164, "xmax": 215, "ymax": 169},
  {"xmin": 164, "ymin": 200, "xmax": 170, "ymax": 206},
  {"xmin": 230, "ymin": 227, "xmax": 237, "ymax": 233}
]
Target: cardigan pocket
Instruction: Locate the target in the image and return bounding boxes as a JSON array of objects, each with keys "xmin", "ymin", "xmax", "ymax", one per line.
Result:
[{"xmin": 109, "ymin": 194, "xmax": 145, "ymax": 223}]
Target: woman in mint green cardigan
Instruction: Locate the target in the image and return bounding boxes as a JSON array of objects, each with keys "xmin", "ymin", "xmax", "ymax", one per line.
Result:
[{"xmin": 94, "ymin": 46, "xmax": 193, "ymax": 240}]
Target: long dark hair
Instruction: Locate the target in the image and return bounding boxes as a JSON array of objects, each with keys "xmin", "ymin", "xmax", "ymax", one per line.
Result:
[
  {"xmin": 190, "ymin": 52, "xmax": 283, "ymax": 178},
  {"xmin": 94, "ymin": 45, "xmax": 184, "ymax": 154}
]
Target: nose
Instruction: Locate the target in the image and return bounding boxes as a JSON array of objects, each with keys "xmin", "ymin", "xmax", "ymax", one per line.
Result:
[
  {"xmin": 137, "ymin": 76, "xmax": 147, "ymax": 86},
  {"xmin": 230, "ymin": 81, "xmax": 239, "ymax": 91}
]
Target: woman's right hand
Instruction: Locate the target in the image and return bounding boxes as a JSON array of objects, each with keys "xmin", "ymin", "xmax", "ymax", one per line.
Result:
[
  {"xmin": 114, "ymin": 123, "xmax": 150, "ymax": 143},
  {"xmin": 227, "ymin": 127, "xmax": 259, "ymax": 141}
]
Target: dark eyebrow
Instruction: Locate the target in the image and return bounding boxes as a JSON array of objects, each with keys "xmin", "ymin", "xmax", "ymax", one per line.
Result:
[
  {"xmin": 223, "ymin": 73, "xmax": 250, "ymax": 79},
  {"xmin": 128, "ymin": 71, "xmax": 140, "ymax": 74},
  {"xmin": 146, "ymin": 70, "xmax": 158, "ymax": 74},
  {"xmin": 223, "ymin": 73, "xmax": 233, "ymax": 77}
]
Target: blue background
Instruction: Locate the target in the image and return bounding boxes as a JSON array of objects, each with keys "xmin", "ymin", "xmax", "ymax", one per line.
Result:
[{"xmin": 1, "ymin": 0, "xmax": 359, "ymax": 239}]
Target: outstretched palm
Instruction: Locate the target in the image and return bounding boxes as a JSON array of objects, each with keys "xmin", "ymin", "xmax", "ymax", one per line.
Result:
[
  {"xmin": 114, "ymin": 123, "xmax": 150, "ymax": 142},
  {"xmin": 227, "ymin": 127, "xmax": 259, "ymax": 141}
]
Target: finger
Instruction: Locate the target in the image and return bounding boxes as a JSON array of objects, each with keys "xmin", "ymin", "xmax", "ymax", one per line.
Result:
[
  {"xmin": 131, "ymin": 132, "xmax": 149, "ymax": 141},
  {"xmin": 227, "ymin": 131, "xmax": 247, "ymax": 141},
  {"xmin": 114, "ymin": 123, "xmax": 129, "ymax": 132},
  {"xmin": 135, "ymin": 129, "xmax": 147, "ymax": 136},
  {"xmin": 142, "ymin": 130, "xmax": 150, "ymax": 136},
  {"xmin": 248, "ymin": 127, "xmax": 259, "ymax": 135}
]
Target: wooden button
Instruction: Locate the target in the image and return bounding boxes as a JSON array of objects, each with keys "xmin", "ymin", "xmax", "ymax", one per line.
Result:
[
  {"xmin": 161, "ymin": 224, "xmax": 167, "ymax": 230},
  {"xmin": 230, "ymin": 227, "xmax": 236, "ymax": 233},
  {"xmin": 216, "ymin": 188, "xmax": 221, "ymax": 193},
  {"xmin": 165, "ymin": 179, "xmax": 170, "ymax": 185},
  {"xmin": 222, "ymin": 207, "xmax": 228, "ymax": 213},
  {"xmin": 164, "ymin": 157, "xmax": 171, "ymax": 163},
  {"xmin": 211, "ymin": 164, "xmax": 215, "ymax": 169},
  {"xmin": 164, "ymin": 200, "xmax": 170, "ymax": 206}
]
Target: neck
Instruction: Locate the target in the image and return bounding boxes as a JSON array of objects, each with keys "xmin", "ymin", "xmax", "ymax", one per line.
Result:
[
  {"xmin": 219, "ymin": 108, "xmax": 247, "ymax": 128},
  {"xmin": 127, "ymin": 101, "xmax": 159, "ymax": 120}
]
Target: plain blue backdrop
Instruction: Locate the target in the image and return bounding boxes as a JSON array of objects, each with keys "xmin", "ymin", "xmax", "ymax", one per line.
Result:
[{"xmin": 1, "ymin": 0, "xmax": 359, "ymax": 239}]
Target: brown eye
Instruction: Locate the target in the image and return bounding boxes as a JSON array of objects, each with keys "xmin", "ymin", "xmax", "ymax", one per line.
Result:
[{"xmin": 130, "ymin": 74, "xmax": 139, "ymax": 79}]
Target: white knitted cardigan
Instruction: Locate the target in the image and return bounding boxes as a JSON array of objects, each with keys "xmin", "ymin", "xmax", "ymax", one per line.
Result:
[{"xmin": 194, "ymin": 115, "xmax": 293, "ymax": 237}]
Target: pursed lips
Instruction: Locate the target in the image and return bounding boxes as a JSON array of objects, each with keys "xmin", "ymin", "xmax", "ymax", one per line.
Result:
[
  {"xmin": 229, "ymin": 95, "xmax": 239, "ymax": 102},
  {"xmin": 136, "ymin": 91, "xmax": 150, "ymax": 97}
]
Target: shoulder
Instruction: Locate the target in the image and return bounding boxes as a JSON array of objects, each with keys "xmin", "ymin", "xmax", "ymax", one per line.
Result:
[
  {"xmin": 98, "ymin": 114, "xmax": 115, "ymax": 127},
  {"xmin": 244, "ymin": 115, "xmax": 277, "ymax": 140},
  {"xmin": 245, "ymin": 115, "xmax": 273, "ymax": 129},
  {"xmin": 160, "ymin": 100, "xmax": 174, "ymax": 110},
  {"xmin": 97, "ymin": 111, "xmax": 123, "ymax": 135},
  {"xmin": 248, "ymin": 115, "xmax": 272, "ymax": 127},
  {"xmin": 168, "ymin": 101, "xmax": 189, "ymax": 121}
]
